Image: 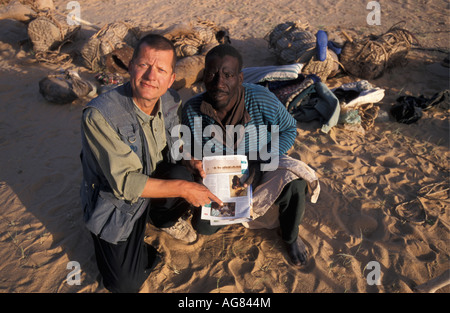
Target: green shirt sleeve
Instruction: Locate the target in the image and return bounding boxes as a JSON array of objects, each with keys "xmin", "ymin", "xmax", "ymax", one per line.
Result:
[{"xmin": 82, "ymin": 107, "xmax": 148, "ymax": 203}]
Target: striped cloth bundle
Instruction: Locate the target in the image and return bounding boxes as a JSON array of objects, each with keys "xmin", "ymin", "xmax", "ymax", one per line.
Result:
[{"xmin": 242, "ymin": 63, "xmax": 303, "ymax": 84}]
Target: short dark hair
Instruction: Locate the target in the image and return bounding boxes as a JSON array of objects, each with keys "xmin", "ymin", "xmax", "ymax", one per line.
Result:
[
  {"xmin": 205, "ymin": 44, "xmax": 243, "ymax": 72},
  {"xmin": 131, "ymin": 34, "xmax": 177, "ymax": 71}
]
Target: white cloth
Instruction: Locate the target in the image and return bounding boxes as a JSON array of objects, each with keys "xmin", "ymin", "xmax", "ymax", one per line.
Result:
[
  {"xmin": 332, "ymin": 80, "xmax": 385, "ymax": 110},
  {"xmin": 243, "ymin": 155, "xmax": 320, "ymax": 229},
  {"xmin": 242, "ymin": 63, "xmax": 304, "ymax": 84}
]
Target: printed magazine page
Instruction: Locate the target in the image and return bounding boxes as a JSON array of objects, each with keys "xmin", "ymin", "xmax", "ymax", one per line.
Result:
[{"xmin": 201, "ymin": 155, "xmax": 253, "ymax": 225}]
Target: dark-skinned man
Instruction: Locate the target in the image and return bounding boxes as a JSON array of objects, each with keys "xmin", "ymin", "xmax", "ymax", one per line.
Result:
[{"xmin": 181, "ymin": 44, "xmax": 313, "ymax": 266}]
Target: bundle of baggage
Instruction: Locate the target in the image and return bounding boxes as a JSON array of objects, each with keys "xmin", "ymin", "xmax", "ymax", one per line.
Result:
[
  {"xmin": 264, "ymin": 20, "xmax": 429, "ymax": 131},
  {"xmin": 159, "ymin": 19, "xmax": 230, "ymax": 90},
  {"xmin": 1, "ymin": 1, "xmax": 232, "ymax": 104},
  {"xmin": 1, "ymin": 0, "xmax": 435, "ymax": 125},
  {"xmin": 266, "ymin": 20, "xmax": 341, "ymax": 82},
  {"xmin": 266, "ymin": 20, "xmax": 417, "ymax": 82},
  {"xmin": 339, "ymin": 21, "xmax": 416, "ymax": 80}
]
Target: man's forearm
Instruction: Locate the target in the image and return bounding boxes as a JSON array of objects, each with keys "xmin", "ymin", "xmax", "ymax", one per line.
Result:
[
  {"xmin": 140, "ymin": 178, "xmax": 187, "ymax": 199},
  {"xmin": 140, "ymin": 177, "xmax": 223, "ymax": 208}
]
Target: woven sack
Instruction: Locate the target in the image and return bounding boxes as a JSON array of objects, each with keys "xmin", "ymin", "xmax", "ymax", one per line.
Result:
[
  {"xmin": 104, "ymin": 45, "xmax": 134, "ymax": 74},
  {"xmin": 165, "ymin": 20, "xmax": 229, "ymax": 89},
  {"xmin": 80, "ymin": 21, "xmax": 139, "ymax": 72},
  {"xmin": 172, "ymin": 55, "xmax": 205, "ymax": 90},
  {"xmin": 27, "ymin": 13, "xmax": 80, "ymax": 52},
  {"xmin": 302, "ymin": 49, "xmax": 340, "ymax": 81},
  {"xmin": 267, "ymin": 21, "xmax": 316, "ymax": 64},
  {"xmin": 0, "ymin": 0, "xmax": 36, "ymax": 22},
  {"xmin": 162, "ymin": 19, "xmax": 230, "ymax": 58},
  {"xmin": 34, "ymin": 0, "xmax": 55, "ymax": 11},
  {"xmin": 172, "ymin": 42, "xmax": 219, "ymax": 90},
  {"xmin": 340, "ymin": 22, "xmax": 415, "ymax": 79}
]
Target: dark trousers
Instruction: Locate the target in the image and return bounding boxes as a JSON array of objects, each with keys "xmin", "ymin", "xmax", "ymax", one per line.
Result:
[
  {"xmin": 91, "ymin": 163, "xmax": 193, "ymax": 293},
  {"xmin": 193, "ymin": 179, "xmax": 307, "ymax": 244},
  {"xmin": 276, "ymin": 179, "xmax": 307, "ymax": 244}
]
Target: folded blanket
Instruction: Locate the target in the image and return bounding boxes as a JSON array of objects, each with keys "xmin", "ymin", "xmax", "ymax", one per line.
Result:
[
  {"xmin": 332, "ymin": 80, "xmax": 385, "ymax": 110},
  {"xmin": 242, "ymin": 63, "xmax": 303, "ymax": 84},
  {"xmin": 243, "ymin": 155, "xmax": 320, "ymax": 229}
]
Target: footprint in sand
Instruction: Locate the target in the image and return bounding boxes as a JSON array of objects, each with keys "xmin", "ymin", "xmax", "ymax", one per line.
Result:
[
  {"xmin": 376, "ymin": 155, "xmax": 401, "ymax": 168},
  {"xmin": 352, "ymin": 213, "xmax": 378, "ymax": 236}
]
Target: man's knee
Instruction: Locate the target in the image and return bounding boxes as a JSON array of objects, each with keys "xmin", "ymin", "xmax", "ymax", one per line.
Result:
[
  {"xmin": 281, "ymin": 179, "xmax": 307, "ymax": 199},
  {"xmin": 276, "ymin": 179, "xmax": 307, "ymax": 215},
  {"xmin": 290, "ymin": 179, "xmax": 307, "ymax": 195}
]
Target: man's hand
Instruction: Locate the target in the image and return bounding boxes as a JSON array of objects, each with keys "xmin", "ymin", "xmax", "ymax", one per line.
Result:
[
  {"xmin": 182, "ymin": 158, "xmax": 206, "ymax": 179},
  {"xmin": 180, "ymin": 158, "xmax": 221, "ymax": 207},
  {"xmin": 182, "ymin": 181, "xmax": 223, "ymax": 208}
]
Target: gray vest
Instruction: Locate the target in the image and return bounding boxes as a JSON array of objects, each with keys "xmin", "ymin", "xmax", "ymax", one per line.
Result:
[{"xmin": 80, "ymin": 82, "xmax": 181, "ymax": 244}]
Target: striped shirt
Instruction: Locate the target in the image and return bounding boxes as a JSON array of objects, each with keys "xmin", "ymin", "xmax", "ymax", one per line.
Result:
[{"xmin": 181, "ymin": 83, "xmax": 297, "ymax": 161}]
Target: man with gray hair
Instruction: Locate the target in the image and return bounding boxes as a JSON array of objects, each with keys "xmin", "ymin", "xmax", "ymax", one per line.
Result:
[{"xmin": 80, "ymin": 34, "xmax": 221, "ymax": 293}]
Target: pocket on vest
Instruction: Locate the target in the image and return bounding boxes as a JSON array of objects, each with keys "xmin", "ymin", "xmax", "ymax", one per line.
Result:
[
  {"xmin": 98, "ymin": 190, "xmax": 142, "ymax": 215},
  {"xmin": 85, "ymin": 190, "xmax": 146, "ymax": 244},
  {"xmin": 118, "ymin": 125, "xmax": 140, "ymax": 154}
]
